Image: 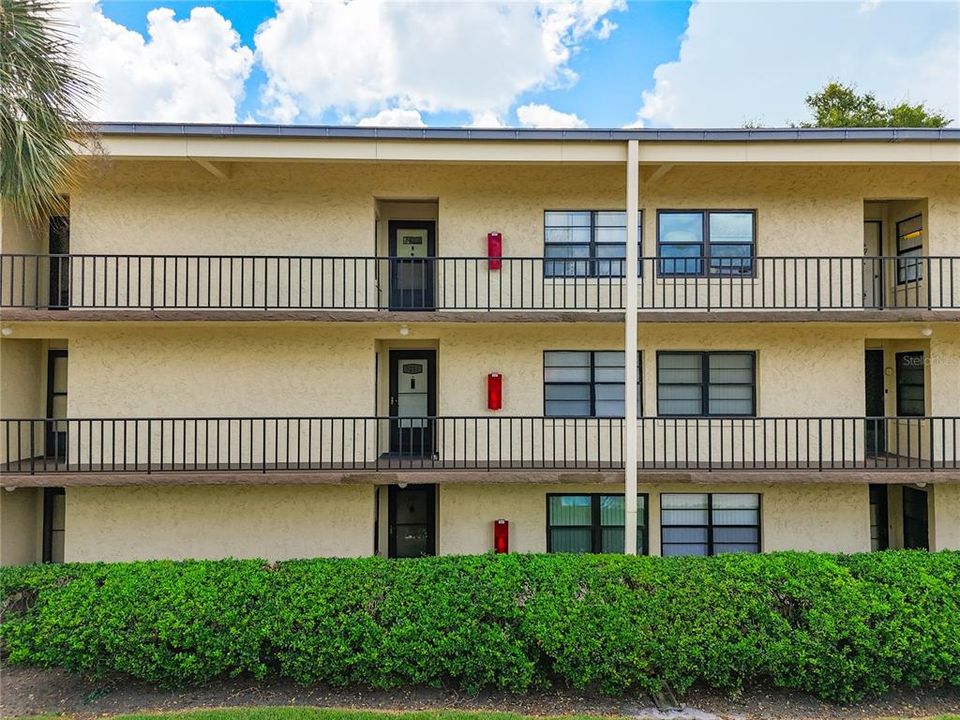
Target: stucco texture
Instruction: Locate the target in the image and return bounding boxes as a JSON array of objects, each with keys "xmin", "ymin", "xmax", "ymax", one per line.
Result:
[
  {"xmin": 932, "ymin": 484, "xmax": 960, "ymax": 550},
  {"xmin": 0, "ymin": 488, "xmax": 41, "ymax": 565},
  {"xmin": 49, "ymin": 161, "xmax": 959, "ymax": 310},
  {"xmin": 65, "ymin": 484, "xmax": 375, "ymax": 562},
  {"xmin": 68, "ymin": 161, "xmax": 959, "ymax": 258},
  {"xmin": 439, "ymin": 481, "xmax": 870, "ymax": 555},
  {"xmin": 57, "ymin": 481, "xmax": 871, "ymax": 561},
  {"xmin": 37, "ymin": 322, "xmax": 906, "ymax": 467}
]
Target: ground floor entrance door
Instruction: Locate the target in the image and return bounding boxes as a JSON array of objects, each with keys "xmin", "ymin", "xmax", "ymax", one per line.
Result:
[
  {"xmin": 864, "ymin": 349, "xmax": 885, "ymax": 455},
  {"xmin": 902, "ymin": 486, "xmax": 929, "ymax": 550},
  {"xmin": 388, "ymin": 349, "xmax": 436, "ymax": 456},
  {"xmin": 388, "ymin": 484, "xmax": 437, "ymax": 558}
]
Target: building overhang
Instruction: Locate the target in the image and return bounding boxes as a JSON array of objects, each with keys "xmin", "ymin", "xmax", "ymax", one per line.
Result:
[{"xmin": 83, "ymin": 123, "xmax": 960, "ymax": 166}]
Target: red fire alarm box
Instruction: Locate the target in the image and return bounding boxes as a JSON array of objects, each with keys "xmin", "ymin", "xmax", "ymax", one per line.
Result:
[
  {"xmin": 488, "ymin": 232, "xmax": 502, "ymax": 270},
  {"xmin": 494, "ymin": 519, "xmax": 509, "ymax": 553},
  {"xmin": 487, "ymin": 373, "xmax": 502, "ymax": 410}
]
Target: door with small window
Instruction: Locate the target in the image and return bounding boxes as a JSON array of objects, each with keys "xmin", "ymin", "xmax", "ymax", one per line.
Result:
[
  {"xmin": 388, "ymin": 350, "xmax": 436, "ymax": 456},
  {"xmin": 389, "ymin": 221, "xmax": 436, "ymax": 310},
  {"xmin": 388, "ymin": 484, "xmax": 436, "ymax": 558}
]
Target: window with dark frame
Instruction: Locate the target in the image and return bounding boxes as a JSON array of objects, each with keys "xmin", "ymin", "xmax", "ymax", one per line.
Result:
[
  {"xmin": 42, "ymin": 487, "xmax": 66, "ymax": 563},
  {"xmin": 895, "ymin": 351, "xmax": 925, "ymax": 417},
  {"xmin": 661, "ymin": 493, "xmax": 760, "ymax": 556},
  {"xmin": 657, "ymin": 351, "xmax": 755, "ymax": 416},
  {"xmin": 657, "ymin": 210, "xmax": 755, "ymax": 277},
  {"xmin": 895, "ymin": 215, "xmax": 923, "ymax": 285},
  {"xmin": 544, "ymin": 350, "xmax": 642, "ymax": 417},
  {"xmin": 547, "ymin": 493, "xmax": 648, "ymax": 554},
  {"xmin": 544, "ymin": 210, "xmax": 641, "ymax": 278}
]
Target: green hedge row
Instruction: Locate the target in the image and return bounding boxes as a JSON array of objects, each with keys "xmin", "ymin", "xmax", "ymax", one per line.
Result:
[{"xmin": 2, "ymin": 552, "xmax": 959, "ymax": 702}]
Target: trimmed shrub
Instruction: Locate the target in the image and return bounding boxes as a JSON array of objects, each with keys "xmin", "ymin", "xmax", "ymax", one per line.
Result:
[{"xmin": 2, "ymin": 552, "xmax": 958, "ymax": 702}]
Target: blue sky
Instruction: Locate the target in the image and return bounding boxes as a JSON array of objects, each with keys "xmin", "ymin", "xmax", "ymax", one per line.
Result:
[{"xmin": 65, "ymin": 1, "xmax": 958, "ymax": 128}]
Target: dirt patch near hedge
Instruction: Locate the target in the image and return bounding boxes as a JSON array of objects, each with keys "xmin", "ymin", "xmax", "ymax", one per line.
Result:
[{"xmin": 2, "ymin": 665, "xmax": 959, "ymax": 720}]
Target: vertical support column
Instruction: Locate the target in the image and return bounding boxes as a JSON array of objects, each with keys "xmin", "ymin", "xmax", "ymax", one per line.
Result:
[{"xmin": 624, "ymin": 140, "xmax": 640, "ymax": 555}]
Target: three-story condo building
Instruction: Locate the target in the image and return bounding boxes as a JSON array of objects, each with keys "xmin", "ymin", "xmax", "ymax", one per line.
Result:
[{"xmin": 1, "ymin": 124, "xmax": 958, "ymax": 564}]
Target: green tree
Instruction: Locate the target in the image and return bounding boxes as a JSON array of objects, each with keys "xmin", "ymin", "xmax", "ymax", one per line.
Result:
[
  {"xmin": 0, "ymin": 0, "xmax": 98, "ymax": 220},
  {"xmin": 802, "ymin": 81, "xmax": 950, "ymax": 128}
]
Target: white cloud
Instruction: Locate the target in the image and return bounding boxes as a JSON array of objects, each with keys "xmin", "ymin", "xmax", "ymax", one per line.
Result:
[
  {"xmin": 467, "ymin": 111, "xmax": 507, "ymax": 128},
  {"xmin": 254, "ymin": 0, "xmax": 625, "ymax": 123},
  {"xmin": 634, "ymin": 1, "xmax": 959, "ymax": 128},
  {"xmin": 64, "ymin": 1, "xmax": 254, "ymax": 122},
  {"xmin": 516, "ymin": 103, "xmax": 587, "ymax": 128},
  {"xmin": 356, "ymin": 108, "xmax": 426, "ymax": 127}
]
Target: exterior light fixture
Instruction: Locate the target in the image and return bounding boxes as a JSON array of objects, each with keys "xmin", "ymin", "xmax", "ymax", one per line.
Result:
[
  {"xmin": 920, "ymin": 328, "xmax": 933, "ymax": 337},
  {"xmin": 0, "ymin": 327, "xmax": 12, "ymax": 336},
  {"xmin": 399, "ymin": 325, "xmax": 410, "ymax": 336}
]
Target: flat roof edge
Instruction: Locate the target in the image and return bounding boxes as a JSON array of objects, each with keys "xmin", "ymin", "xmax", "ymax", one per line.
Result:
[{"xmin": 94, "ymin": 123, "xmax": 960, "ymax": 142}]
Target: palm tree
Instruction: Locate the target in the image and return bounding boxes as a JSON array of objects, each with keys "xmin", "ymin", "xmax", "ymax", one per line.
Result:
[{"xmin": 0, "ymin": 0, "xmax": 98, "ymax": 221}]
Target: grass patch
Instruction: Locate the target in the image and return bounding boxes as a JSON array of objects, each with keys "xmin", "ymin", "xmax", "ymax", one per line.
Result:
[
  {"xmin": 99, "ymin": 711, "xmax": 615, "ymax": 720},
  {"xmin": 22, "ymin": 711, "xmax": 960, "ymax": 720}
]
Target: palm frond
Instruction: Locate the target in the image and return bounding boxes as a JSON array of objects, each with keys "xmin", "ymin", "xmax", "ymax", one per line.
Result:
[{"xmin": 0, "ymin": 0, "xmax": 100, "ymax": 221}]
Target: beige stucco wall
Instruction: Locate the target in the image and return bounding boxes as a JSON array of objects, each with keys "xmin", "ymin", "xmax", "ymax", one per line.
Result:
[
  {"xmin": 439, "ymin": 482, "xmax": 870, "ymax": 555},
  {"xmin": 63, "ymin": 323, "xmax": 867, "ymax": 417},
  {"xmin": 69, "ymin": 161, "xmax": 960, "ymax": 258},
  {"xmin": 0, "ymin": 203, "xmax": 43, "ymax": 255},
  {"xmin": 0, "ymin": 488, "xmax": 42, "ymax": 565},
  {"xmin": 45, "ymin": 161, "xmax": 958, "ymax": 310},
  {"xmin": 932, "ymin": 484, "xmax": 960, "ymax": 550},
  {"xmin": 65, "ymin": 484, "xmax": 375, "ymax": 562},
  {"xmin": 46, "ymin": 322, "xmax": 898, "ymax": 467},
  {"xmin": 0, "ymin": 339, "xmax": 45, "ymax": 464},
  {"xmin": 60, "ymin": 481, "xmax": 870, "ymax": 561}
]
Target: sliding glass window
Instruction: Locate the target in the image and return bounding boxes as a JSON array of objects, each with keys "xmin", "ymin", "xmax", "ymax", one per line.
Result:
[
  {"xmin": 657, "ymin": 351, "xmax": 756, "ymax": 416},
  {"xmin": 657, "ymin": 210, "xmax": 755, "ymax": 277},
  {"xmin": 544, "ymin": 211, "xmax": 641, "ymax": 278},
  {"xmin": 661, "ymin": 493, "xmax": 760, "ymax": 556},
  {"xmin": 544, "ymin": 351, "xmax": 642, "ymax": 417},
  {"xmin": 547, "ymin": 494, "xmax": 648, "ymax": 554}
]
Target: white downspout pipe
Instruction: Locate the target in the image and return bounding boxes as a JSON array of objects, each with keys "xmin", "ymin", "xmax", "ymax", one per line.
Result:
[{"xmin": 624, "ymin": 139, "xmax": 639, "ymax": 555}]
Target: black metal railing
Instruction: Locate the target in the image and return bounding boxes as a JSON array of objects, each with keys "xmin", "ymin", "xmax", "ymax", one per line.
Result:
[
  {"xmin": 2, "ymin": 416, "xmax": 956, "ymax": 474},
  {"xmin": 1, "ymin": 254, "xmax": 957, "ymax": 311}
]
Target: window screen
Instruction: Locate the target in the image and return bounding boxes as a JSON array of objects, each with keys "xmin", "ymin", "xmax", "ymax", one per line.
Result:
[
  {"xmin": 548, "ymin": 493, "xmax": 648, "ymax": 554},
  {"xmin": 544, "ymin": 210, "xmax": 641, "ymax": 278},
  {"xmin": 544, "ymin": 351, "xmax": 642, "ymax": 417},
  {"xmin": 657, "ymin": 352, "xmax": 755, "ymax": 416},
  {"xmin": 661, "ymin": 493, "xmax": 760, "ymax": 556}
]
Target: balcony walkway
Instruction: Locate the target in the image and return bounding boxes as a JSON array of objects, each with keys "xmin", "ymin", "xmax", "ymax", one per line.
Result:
[
  {"xmin": 3, "ymin": 254, "xmax": 958, "ymax": 319},
  {"xmin": 3, "ymin": 415, "xmax": 957, "ymax": 485}
]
